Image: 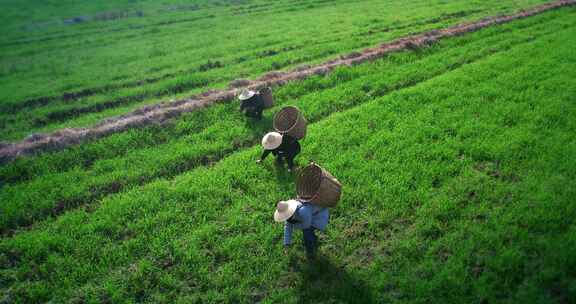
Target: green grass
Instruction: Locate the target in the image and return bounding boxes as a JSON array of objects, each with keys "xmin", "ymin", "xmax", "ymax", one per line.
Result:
[
  {"xmin": 1, "ymin": 6, "xmax": 575, "ymax": 303},
  {"xmin": 1, "ymin": 7, "xmax": 572, "ymax": 234},
  {"xmin": 0, "ymin": 0, "xmax": 551, "ymax": 140}
]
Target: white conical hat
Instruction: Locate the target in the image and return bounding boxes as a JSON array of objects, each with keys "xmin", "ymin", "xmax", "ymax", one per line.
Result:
[
  {"xmin": 274, "ymin": 200, "xmax": 301, "ymax": 222},
  {"xmin": 261, "ymin": 132, "xmax": 282, "ymax": 150},
  {"xmin": 238, "ymin": 89, "xmax": 256, "ymax": 101}
]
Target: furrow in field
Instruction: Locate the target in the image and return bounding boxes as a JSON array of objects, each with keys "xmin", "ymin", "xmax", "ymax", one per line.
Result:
[
  {"xmin": 0, "ymin": 6, "xmax": 483, "ymax": 117},
  {"xmin": 2, "ymin": 16, "xmax": 574, "ymax": 301},
  {"xmin": 1, "ymin": 9, "xmax": 572, "ymax": 237},
  {"xmin": 0, "ymin": 0, "xmax": 539, "ymax": 137},
  {"xmin": 0, "ymin": 0, "xmax": 357, "ymax": 92},
  {"xmin": 0, "ymin": 0, "xmax": 573, "ymax": 164},
  {"xmin": 4, "ymin": 0, "xmax": 541, "ymax": 114},
  {"xmin": 2, "ymin": 8, "xmax": 551, "ymax": 188},
  {"xmin": 7, "ymin": 9, "xmax": 481, "ymax": 131}
]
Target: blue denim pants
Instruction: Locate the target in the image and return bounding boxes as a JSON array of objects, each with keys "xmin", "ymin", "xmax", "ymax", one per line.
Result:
[{"xmin": 302, "ymin": 227, "xmax": 317, "ymax": 256}]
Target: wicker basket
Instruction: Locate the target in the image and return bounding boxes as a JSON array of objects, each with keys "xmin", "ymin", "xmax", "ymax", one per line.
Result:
[
  {"xmin": 273, "ymin": 106, "xmax": 307, "ymax": 140},
  {"xmin": 296, "ymin": 162, "xmax": 342, "ymax": 208},
  {"xmin": 259, "ymin": 87, "xmax": 274, "ymax": 109}
]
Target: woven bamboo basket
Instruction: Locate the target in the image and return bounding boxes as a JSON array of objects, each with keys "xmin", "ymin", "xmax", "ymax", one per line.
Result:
[
  {"xmin": 259, "ymin": 87, "xmax": 274, "ymax": 109},
  {"xmin": 296, "ymin": 162, "xmax": 342, "ymax": 208},
  {"xmin": 273, "ymin": 106, "xmax": 307, "ymax": 140}
]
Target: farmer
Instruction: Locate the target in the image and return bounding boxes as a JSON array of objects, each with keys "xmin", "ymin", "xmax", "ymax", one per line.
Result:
[
  {"xmin": 257, "ymin": 132, "xmax": 301, "ymax": 172},
  {"xmin": 238, "ymin": 89, "xmax": 264, "ymax": 120},
  {"xmin": 274, "ymin": 199, "xmax": 329, "ymax": 258}
]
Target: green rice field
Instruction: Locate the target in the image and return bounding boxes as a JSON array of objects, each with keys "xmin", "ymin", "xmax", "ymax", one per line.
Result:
[
  {"xmin": 1, "ymin": 0, "xmax": 575, "ymax": 303},
  {"xmin": 0, "ymin": 0, "xmax": 552, "ymax": 140}
]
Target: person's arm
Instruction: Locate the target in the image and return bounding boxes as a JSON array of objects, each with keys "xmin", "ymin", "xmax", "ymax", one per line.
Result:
[
  {"xmin": 284, "ymin": 222, "xmax": 294, "ymax": 246},
  {"xmin": 260, "ymin": 149, "xmax": 271, "ymax": 160}
]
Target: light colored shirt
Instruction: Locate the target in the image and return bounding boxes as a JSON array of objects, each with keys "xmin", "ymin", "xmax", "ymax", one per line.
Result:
[{"xmin": 283, "ymin": 201, "xmax": 329, "ymax": 246}]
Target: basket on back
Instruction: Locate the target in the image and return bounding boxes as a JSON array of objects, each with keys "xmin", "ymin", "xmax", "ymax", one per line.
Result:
[
  {"xmin": 296, "ymin": 162, "xmax": 342, "ymax": 208},
  {"xmin": 273, "ymin": 106, "xmax": 307, "ymax": 140},
  {"xmin": 259, "ymin": 87, "xmax": 274, "ymax": 109}
]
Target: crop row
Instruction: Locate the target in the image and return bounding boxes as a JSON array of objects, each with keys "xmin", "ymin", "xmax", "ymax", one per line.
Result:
[
  {"xmin": 2, "ymin": 0, "xmax": 572, "ymax": 166},
  {"xmin": 0, "ymin": 0, "xmax": 457, "ymax": 102},
  {"xmin": 0, "ymin": 7, "xmax": 573, "ymax": 235},
  {"xmin": 0, "ymin": 6, "xmax": 477, "ymax": 117},
  {"xmin": 0, "ymin": 0, "xmax": 485, "ymax": 139},
  {"xmin": 0, "ymin": 8, "xmax": 558, "ymax": 232},
  {"xmin": 1, "ymin": 11, "xmax": 575, "ymax": 301},
  {"xmin": 0, "ymin": 0, "xmax": 304, "ymax": 44},
  {"xmin": 0, "ymin": 8, "xmax": 488, "ymax": 142},
  {"xmin": 0, "ymin": 0, "xmax": 549, "ymax": 140}
]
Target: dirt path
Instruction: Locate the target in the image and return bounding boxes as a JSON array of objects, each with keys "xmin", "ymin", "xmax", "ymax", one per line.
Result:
[{"xmin": 1, "ymin": 0, "xmax": 574, "ymax": 165}]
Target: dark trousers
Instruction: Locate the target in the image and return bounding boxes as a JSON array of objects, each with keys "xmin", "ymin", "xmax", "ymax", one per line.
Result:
[
  {"xmin": 276, "ymin": 153, "xmax": 297, "ymax": 169},
  {"xmin": 302, "ymin": 227, "xmax": 317, "ymax": 256},
  {"xmin": 274, "ymin": 142, "xmax": 300, "ymax": 170},
  {"xmin": 244, "ymin": 106, "xmax": 263, "ymax": 120}
]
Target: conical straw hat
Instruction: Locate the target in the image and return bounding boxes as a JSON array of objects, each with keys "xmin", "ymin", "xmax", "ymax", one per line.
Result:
[
  {"xmin": 262, "ymin": 132, "xmax": 282, "ymax": 150},
  {"xmin": 238, "ymin": 89, "xmax": 256, "ymax": 101},
  {"xmin": 274, "ymin": 200, "xmax": 301, "ymax": 222}
]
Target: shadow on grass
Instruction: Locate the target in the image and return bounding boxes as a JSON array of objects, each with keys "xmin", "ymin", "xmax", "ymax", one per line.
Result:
[{"xmin": 297, "ymin": 254, "xmax": 374, "ymax": 304}]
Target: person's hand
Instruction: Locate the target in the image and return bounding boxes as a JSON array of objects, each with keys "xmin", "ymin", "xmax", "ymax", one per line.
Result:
[{"xmin": 256, "ymin": 159, "xmax": 262, "ymax": 164}]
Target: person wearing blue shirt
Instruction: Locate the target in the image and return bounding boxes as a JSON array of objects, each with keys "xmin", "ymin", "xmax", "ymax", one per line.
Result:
[{"xmin": 274, "ymin": 199, "xmax": 329, "ymax": 258}]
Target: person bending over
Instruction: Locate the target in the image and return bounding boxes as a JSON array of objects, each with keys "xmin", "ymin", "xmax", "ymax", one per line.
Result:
[
  {"xmin": 238, "ymin": 89, "xmax": 264, "ymax": 120},
  {"xmin": 274, "ymin": 199, "xmax": 329, "ymax": 259},
  {"xmin": 257, "ymin": 132, "xmax": 300, "ymax": 172}
]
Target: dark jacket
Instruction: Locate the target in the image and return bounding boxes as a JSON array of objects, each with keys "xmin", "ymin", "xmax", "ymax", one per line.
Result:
[
  {"xmin": 240, "ymin": 94, "xmax": 264, "ymax": 119},
  {"xmin": 261, "ymin": 135, "xmax": 301, "ymax": 160},
  {"xmin": 260, "ymin": 134, "xmax": 300, "ymax": 169}
]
